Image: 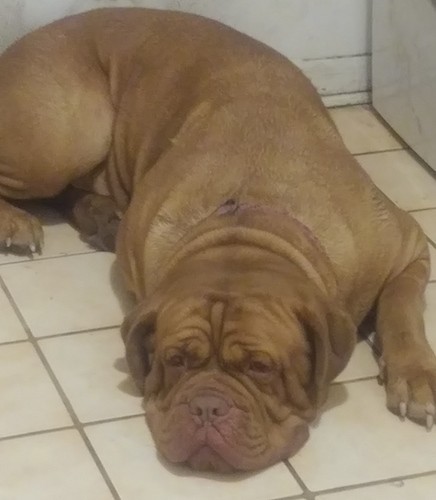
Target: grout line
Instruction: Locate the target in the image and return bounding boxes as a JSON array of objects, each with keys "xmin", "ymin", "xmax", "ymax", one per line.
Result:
[
  {"xmin": 36, "ymin": 324, "xmax": 121, "ymax": 341},
  {"xmin": 0, "ymin": 425, "xmax": 75, "ymax": 444},
  {"xmin": 371, "ymin": 109, "xmax": 436, "ymax": 179},
  {"xmin": 427, "ymin": 238, "xmax": 436, "ymax": 250},
  {"xmin": 83, "ymin": 413, "xmax": 146, "ymax": 428},
  {"xmin": 331, "ymin": 375, "xmax": 377, "ymax": 386},
  {"xmin": 270, "ymin": 494, "xmax": 308, "ymax": 500},
  {"xmin": 0, "ymin": 275, "xmax": 121, "ymax": 500},
  {"xmin": 327, "ymin": 101, "xmax": 368, "ymax": 110},
  {"xmin": 323, "ymin": 90, "xmax": 370, "ymax": 99},
  {"xmin": 0, "ymin": 338, "xmax": 29, "ymax": 347},
  {"xmin": 311, "ymin": 469, "xmax": 436, "ymax": 497},
  {"xmin": 303, "ymin": 52, "xmax": 371, "ymax": 62},
  {"xmin": 408, "ymin": 207, "xmax": 436, "ymax": 214},
  {"xmin": 0, "ymin": 325, "xmax": 124, "ymax": 346},
  {"xmin": 353, "ymin": 146, "xmax": 406, "ymax": 157},
  {"xmin": 0, "ymin": 413, "xmax": 146, "ymax": 445},
  {"xmin": 0, "ymin": 249, "xmax": 98, "ymax": 267},
  {"xmin": 284, "ymin": 461, "xmax": 316, "ymax": 500}
]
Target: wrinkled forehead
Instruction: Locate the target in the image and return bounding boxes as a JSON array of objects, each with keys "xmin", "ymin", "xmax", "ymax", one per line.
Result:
[
  {"xmin": 157, "ymin": 297, "xmax": 212, "ymax": 336},
  {"xmin": 156, "ymin": 295, "xmax": 300, "ymax": 353}
]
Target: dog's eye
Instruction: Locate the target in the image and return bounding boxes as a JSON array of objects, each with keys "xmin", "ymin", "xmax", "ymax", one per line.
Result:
[
  {"xmin": 248, "ymin": 360, "xmax": 272, "ymax": 374},
  {"xmin": 167, "ymin": 354, "xmax": 185, "ymax": 367}
]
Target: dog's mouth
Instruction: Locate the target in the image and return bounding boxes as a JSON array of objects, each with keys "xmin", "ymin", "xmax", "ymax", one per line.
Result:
[
  {"xmin": 187, "ymin": 446, "xmax": 236, "ymax": 473},
  {"xmin": 154, "ymin": 409, "xmax": 249, "ymax": 472},
  {"xmin": 147, "ymin": 392, "xmax": 310, "ymax": 473},
  {"xmin": 184, "ymin": 417, "xmax": 309, "ymax": 473},
  {"xmin": 183, "ymin": 420, "xmax": 252, "ymax": 473},
  {"xmin": 145, "ymin": 371, "xmax": 311, "ymax": 473}
]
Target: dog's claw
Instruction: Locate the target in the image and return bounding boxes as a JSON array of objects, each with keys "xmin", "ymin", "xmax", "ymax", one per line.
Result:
[
  {"xmin": 29, "ymin": 243, "xmax": 36, "ymax": 253},
  {"xmin": 377, "ymin": 357, "xmax": 386, "ymax": 385},
  {"xmin": 399, "ymin": 401, "xmax": 407, "ymax": 420},
  {"xmin": 426, "ymin": 404, "xmax": 435, "ymax": 432}
]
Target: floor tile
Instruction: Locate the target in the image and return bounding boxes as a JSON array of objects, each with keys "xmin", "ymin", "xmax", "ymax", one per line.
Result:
[
  {"xmin": 290, "ymin": 379, "xmax": 436, "ymax": 491},
  {"xmin": 0, "ymin": 253, "xmax": 125, "ymax": 337},
  {"xmin": 315, "ymin": 474, "xmax": 436, "ymax": 499},
  {"xmin": 329, "ymin": 105, "xmax": 402, "ymax": 155},
  {"xmin": 0, "ymin": 204, "xmax": 93, "ymax": 265},
  {"xmin": 0, "ymin": 429, "xmax": 113, "ymax": 500},
  {"xmin": 0, "ymin": 343, "xmax": 71, "ymax": 438},
  {"xmin": 411, "ymin": 209, "xmax": 436, "ymax": 245},
  {"xmin": 334, "ymin": 341, "xmax": 378, "ymax": 383},
  {"xmin": 85, "ymin": 417, "xmax": 302, "ymax": 500},
  {"xmin": 39, "ymin": 329, "xmax": 143, "ymax": 423},
  {"xmin": 0, "ymin": 286, "xmax": 27, "ymax": 343},
  {"xmin": 357, "ymin": 150, "xmax": 436, "ymax": 211}
]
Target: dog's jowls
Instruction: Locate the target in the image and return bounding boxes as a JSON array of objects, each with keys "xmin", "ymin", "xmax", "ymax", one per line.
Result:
[{"xmin": 0, "ymin": 8, "xmax": 435, "ymax": 473}]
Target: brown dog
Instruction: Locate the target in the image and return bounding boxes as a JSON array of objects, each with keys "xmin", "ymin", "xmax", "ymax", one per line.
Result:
[{"xmin": 0, "ymin": 8, "xmax": 435, "ymax": 473}]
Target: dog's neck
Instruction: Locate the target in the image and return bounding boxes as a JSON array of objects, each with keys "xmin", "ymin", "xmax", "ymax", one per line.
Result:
[
  {"xmin": 215, "ymin": 199, "xmax": 323, "ymax": 251},
  {"xmin": 153, "ymin": 198, "xmax": 338, "ymax": 300}
]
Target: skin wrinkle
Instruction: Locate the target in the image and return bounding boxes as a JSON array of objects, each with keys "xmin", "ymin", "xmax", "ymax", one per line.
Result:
[
  {"xmin": 210, "ymin": 300, "xmax": 226, "ymax": 354},
  {"xmin": 184, "ymin": 374, "xmax": 255, "ymax": 415},
  {"xmin": 215, "ymin": 413, "xmax": 265, "ymax": 454},
  {"xmin": 163, "ymin": 332, "xmax": 211, "ymax": 362},
  {"xmin": 159, "ymin": 392, "xmax": 254, "ymax": 436},
  {"xmin": 160, "ymin": 363, "xmax": 264, "ymax": 419},
  {"xmin": 161, "ymin": 230, "xmax": 330, "ymax": 297}
]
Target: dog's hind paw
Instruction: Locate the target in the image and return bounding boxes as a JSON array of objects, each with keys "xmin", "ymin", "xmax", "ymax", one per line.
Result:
[{"xmin": 0, "ymin": 202, "xmax": 43, "ymax": 254}]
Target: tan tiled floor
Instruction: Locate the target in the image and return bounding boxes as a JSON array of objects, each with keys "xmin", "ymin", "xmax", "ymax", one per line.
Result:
[{"xmin": 0, "ymin": 104, "xmax": 435, "ymax": 500}]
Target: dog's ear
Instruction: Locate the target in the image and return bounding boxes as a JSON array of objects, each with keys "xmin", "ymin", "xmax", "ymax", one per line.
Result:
[
  {"xmin": 121, "ymin": 298, "xmax": 159, "ymax": 393},
  {"xmin": 295, "ymin": 291, "xmax": 356, "ymax": 408}
]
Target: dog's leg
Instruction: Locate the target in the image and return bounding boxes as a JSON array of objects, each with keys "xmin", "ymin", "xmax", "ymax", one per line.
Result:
[
  {"xmin": 376, "ymin": 247, "xmax": 436, "ymax": 430},
  {"xmin": 0, "ymin": 198, "xmax": 44, "ymax": 253},
  {"xmin": 52, "ymin": 186, "xmax": 121, "ymax": 252},
  {"xmin": 0, "ymin": 25, "xmax": 114, "ymax": 255}
]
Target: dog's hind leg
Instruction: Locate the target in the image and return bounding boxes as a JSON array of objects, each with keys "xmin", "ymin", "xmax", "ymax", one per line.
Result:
[
  {"xmin": 376, "ymin": 240, "xmax": 436, "ymax": 430},
  {"xmin": 0, "ymin": 197, "xmax": 44, "ymax": 253},
  {"xmin": 0, "ymin": 25, "xmax": 114, "ymax": 254}
]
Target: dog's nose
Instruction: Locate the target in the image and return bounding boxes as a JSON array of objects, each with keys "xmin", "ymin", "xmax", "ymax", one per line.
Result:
[{"xmin": 189, "ymin": 394, "xmax": 230, "ymax": 422}]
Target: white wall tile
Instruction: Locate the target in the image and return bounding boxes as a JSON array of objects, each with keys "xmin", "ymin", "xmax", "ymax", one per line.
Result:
[{"xmin": 0, "ymin": 0, "xmax": 371, "ymax": 101}]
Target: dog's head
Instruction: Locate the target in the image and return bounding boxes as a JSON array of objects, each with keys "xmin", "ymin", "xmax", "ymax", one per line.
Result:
[{"xmin": 122, "ymin": 281, "xmax": 355, "ymax": 473}]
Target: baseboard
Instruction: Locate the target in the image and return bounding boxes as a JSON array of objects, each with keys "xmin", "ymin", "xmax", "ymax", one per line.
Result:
[
  {"xmin": 300, "ymin": 53, "xmax": 371, "ymax": 99},
  {"xmin": 322, "ymin": 91, "xmax": 371, "ymax": 108}
]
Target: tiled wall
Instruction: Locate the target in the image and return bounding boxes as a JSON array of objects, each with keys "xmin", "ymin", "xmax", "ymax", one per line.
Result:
[{"xmin": 0, "ymin": 0, "xmax": 371, "ymax": 106}]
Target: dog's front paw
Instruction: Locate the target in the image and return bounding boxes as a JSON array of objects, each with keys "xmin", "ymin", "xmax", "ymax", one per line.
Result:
[
  {"xmin": 380, "ymin": 351, "xmax": 436, "ymax": 431},
  {"xmin": 0, "ymin": 205, "xmax": 43, "ymax": 254}
]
